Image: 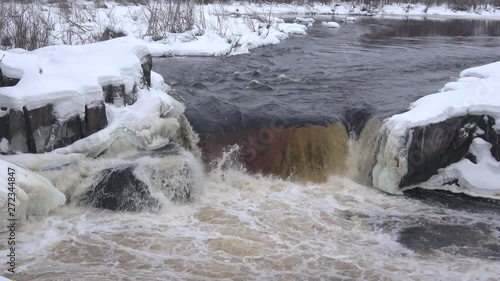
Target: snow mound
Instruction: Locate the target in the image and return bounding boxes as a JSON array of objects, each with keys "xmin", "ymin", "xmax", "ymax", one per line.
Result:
[{"xmin": 321, "ymin": 21, "xmax": 341, "ymax": 28}]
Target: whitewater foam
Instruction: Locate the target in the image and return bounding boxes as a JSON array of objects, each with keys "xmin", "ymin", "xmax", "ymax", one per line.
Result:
[{"xmin": 2, "ymin": 163, "xmax": 499, "ymax": 280}]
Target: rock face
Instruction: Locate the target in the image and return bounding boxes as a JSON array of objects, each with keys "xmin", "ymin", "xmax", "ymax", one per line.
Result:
[
  {"xmin": 0, "ymin": 102, "xmax": 107, "ymax": 153},
  {"xmin": 400, "ymin": 114, "xmax": 499, "ymax": 187},
  {"xmin": 0, "ymin": 108, "xmax": 28, "ymax": 152},
  {"xmin": 84, "ymin": 102, "xmax": 108, "ymax": 136}
]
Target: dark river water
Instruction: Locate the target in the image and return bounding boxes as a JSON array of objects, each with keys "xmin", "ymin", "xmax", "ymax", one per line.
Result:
[{"xmin": 154, "ymin": 17, "xmax": 500, "ymax": 137}]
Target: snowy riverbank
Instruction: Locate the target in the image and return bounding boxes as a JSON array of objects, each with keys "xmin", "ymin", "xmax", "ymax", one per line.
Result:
[
  {"xmin": 1, "ymin": 1, "xmax": 500, "ymax": 57},
  {"xmin": 211, "ymin": 2, "xmax": 500, "ymax": 20}
]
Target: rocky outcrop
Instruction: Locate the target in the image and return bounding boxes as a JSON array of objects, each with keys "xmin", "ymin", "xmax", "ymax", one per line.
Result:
[
  {"xmin": 84, "ymin": 102, "xmax": 107, "ymax": 136},
  {"xmin": 400, "ymin": 114, "xmax": 499, "ymax": 187},
  {"xmin": 0, "ymin": 50, "xmax": 153, "ymax": 154},
  {"xmin": 0, "ymin": 102, "xmax": 107, "ymax": 154}
]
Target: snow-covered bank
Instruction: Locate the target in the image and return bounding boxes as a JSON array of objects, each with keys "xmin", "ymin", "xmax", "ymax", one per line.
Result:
[
  {"xmin": 3, "ymin": 1, "xmax": 499, "ymax": 58},
  {"xmin": 373, "ymin": 60, "xmax": 500, "ymax": 198},
  {"xmin": 0, "ymin": 1, "xmax": 308, "ymax": 57},
  {"xmin": 332, "ymin": 2, "xmax": 500, "ymax": 20},
  {"xmin": 218, "ymin": 2, "xmax": 500, "ymax": 20}
]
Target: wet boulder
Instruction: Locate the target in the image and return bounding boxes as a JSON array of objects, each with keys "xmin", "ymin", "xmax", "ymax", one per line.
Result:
[
  {"xmin": 79, "ymin": 166, "xmax": 159, "ymax": 212},
  {"xmin": 76, "ymin": 145, "xmax": 195, "ymax": 212}
]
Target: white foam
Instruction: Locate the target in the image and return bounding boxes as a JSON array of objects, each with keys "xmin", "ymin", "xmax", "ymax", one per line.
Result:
[{"xmin": 2, "ymin": 167, "xmax": 498, "ymax": 279}]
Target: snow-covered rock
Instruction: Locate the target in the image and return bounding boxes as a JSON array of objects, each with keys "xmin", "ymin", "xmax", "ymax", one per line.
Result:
[
  {"xmin": 0, "ymin": 37, "xmax": 154, "ymax": 154},
  {"xmin": 321, "ymin": 21, "xmax": 341, "ymax": 28},
  {"xmin": 372, "ymin": 60, "xmax": 500, "ymax": 199},
  {"xmin": 294, "ymin": 17, "xmax": 315, "ymax": 24},
  {"xmin": 332, "ymin": 3, "xmax": 500, "ymax": 20},
  {"xmin": 342, "ymin": 17, "xmax": 356, "ymax": 22}
]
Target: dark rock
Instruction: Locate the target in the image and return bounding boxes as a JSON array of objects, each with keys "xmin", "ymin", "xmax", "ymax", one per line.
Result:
[
  {"xmin": 464, "ymin": 152, "xmax": 477, "ymax": 164},
  {"xmin": 99, "ymin": 27, "xmax": 126, "ymax": 41},
  {"xmin": 141, "ymin": 53, "xmax": 152, "ymax": 88},
  {"xmin": 404, "ymin": 188, "xmax": 500, "ymax": 213},
  {"xmin": 22, "ymin": 104, "xmax": 85, "ymax": 153},
  {"xmin": 0, "ymin": 67, "xmax": 20, "ymax": 87},
  {"xmin": 52, "ymin": 114, "xmax": 84, "ymax": 150},
  {"xmin": 77, "ymin": 145, "xmax": 194, "ymax": 212},
  {"xmin": 1, "ymin": 102, "xmax": 106, "ymax": 154},
  {"xmin": 23, "ymin": 104, "xmax": 56, "ymax": 153},
  {"xmin": 84, "ymin": 102, "xmax": 107, "ymax": 137},
  {"xmin": 398, "ymin": 222, "xmax": 500, "ymax": 260},
  {"xmin": 0, "ymin": 108, "xmax": 29, "ymax": 153},
  {"xmin": 125, "ymin": 85, "xmax": 138, "ymax": 106},
  {"xmin": 102, "ymin": 84, "xmax": 126, "ymax": 106},
  {"xmin": 400, "ymin": 115, "xmax": 496, "ymax": 187},
  {"xmin": 79, "ymin": 166, "xmax": 159, "ymax": 212}
]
